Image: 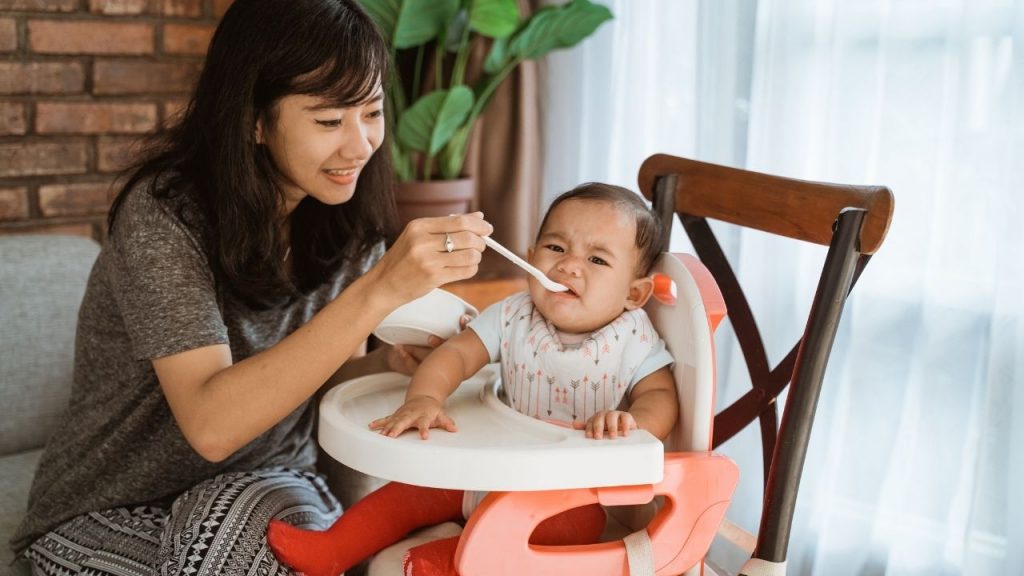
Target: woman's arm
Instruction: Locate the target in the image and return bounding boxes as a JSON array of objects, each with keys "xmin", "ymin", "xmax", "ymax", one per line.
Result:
[
  {"xmin": 154, "ymin": 271, "xmax": 401, "ymax": 462},
  {"xmin": 153, "ymin": 214, "xmax": 492, "ymax": 462}
]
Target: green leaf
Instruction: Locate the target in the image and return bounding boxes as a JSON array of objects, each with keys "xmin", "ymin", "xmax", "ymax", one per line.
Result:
[
  {"xmin": 445, "ymin": 10, "xmax": 469, "ymax": 52},
  {"xmin": 390, "ymin": 139, "xmax": 414, "ymax": 182},
  {"xmin": 358, "ymin": 0, "xmax": 460, "ymax": 49},
  {"xmin": 397, "ymin": 87, "xmax": 474, "ymax": 156},
  {"xmin": 468, "ymin": 0, "xmax": 519, "ymax": 38},
  {"xmin": 508, "ymin": 0, "xmax": 612, "ymax": 61},
  {"xmin": 482, "ymin": 36, "xmax": 510, "ymax": 74},
  {"xmin": 439, "ymin": 125, "xmax": 473, "ymax": 179}
]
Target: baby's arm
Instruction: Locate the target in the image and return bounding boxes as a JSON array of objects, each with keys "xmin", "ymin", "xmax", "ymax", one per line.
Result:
[
  {"xmin": 585, "ymin": 366, "xmax": 678, "ymax": 440},
  {"xmin": 369, "ymin": 328, "xmax": 490, "ymax": 439}
]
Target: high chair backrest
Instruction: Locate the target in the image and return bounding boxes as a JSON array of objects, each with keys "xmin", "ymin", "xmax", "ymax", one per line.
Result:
[
  {"xmin": 644, "ymin": 252, "xmax": 726, "ymax": 455},
  {"xmin": 638, "ymin": 154, "xmax": 894, "ymax": 571}
]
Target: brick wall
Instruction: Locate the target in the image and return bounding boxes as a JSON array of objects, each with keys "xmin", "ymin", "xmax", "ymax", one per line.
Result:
[{"xmin": 0, "ymin": 0, "xmax": 232, "ymax": 240}]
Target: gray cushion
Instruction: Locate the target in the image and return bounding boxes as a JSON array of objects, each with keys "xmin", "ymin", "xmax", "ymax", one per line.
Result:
[
  {"xmin": 0, "ymin": 235, "xmax": 99, "ymax": 456},
  {"xmin": 0, "ymin": 449, "xmax": 43, "ymax": 570}
]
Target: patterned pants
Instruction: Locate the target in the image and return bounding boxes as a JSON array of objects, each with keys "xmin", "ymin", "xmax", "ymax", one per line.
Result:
[{"xmin": 23, "ymin": 468, "xmax": 342, "ymax": 576}]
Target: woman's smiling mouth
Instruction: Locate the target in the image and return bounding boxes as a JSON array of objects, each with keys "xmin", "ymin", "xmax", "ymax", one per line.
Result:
[{"xmin": 323, "ymin": 167, "xmax": 358, "ymax": 185}]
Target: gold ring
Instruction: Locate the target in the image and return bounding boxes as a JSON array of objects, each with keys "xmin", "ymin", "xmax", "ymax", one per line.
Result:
[{"xmin": 444, "ymin": 233, "xmax": 455, "ymax": 253}]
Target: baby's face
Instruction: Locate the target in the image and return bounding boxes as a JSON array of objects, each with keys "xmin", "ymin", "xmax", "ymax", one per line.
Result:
[{"xmin": 528, "ymin": 199, "xmax": 646, "ymax": 334}]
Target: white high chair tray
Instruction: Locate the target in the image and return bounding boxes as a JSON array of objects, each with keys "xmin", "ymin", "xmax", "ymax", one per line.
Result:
[{"xmin": 319, "ymin": 366, "xmax": 665, "ymax": 492}]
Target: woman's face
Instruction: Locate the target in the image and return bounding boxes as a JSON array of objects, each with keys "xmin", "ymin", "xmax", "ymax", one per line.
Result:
[{"xmin": 257, "ymin": 89, "xmax": 385, "ymax": 213}]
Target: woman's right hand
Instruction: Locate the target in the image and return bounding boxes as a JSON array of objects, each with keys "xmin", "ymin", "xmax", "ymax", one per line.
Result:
[
  {"xmin": 368, "ymin": 395, "xmax": 457, "ymax": 439},
  {"xmin": 369, "ymin": 212, "xmax": 492, "ymax": 306}
]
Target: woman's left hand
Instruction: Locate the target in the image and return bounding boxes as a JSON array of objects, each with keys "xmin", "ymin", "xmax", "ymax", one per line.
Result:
[
  {"xmin": 384, "ymin": 314, "xmax": 474, "ymax": 375},
  {"xmin": 386, "ymin": 343, "xmax": 432, "ymax": 375}
]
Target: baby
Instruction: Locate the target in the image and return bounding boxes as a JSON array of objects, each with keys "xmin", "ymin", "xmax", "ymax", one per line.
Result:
[{"xmin": 268, "ymin": 183, "xmax": 678, "ymax": 576}]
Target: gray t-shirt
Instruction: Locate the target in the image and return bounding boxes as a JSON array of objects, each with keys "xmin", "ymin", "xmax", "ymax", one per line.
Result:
[{"xmin": 12, "ymin": 184, "xmax": 382, "ymax": 553}]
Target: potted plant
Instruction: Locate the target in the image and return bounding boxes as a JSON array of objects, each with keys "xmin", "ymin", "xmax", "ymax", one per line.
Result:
[{"xmin": 357, "ymin": 0, "xmax": 613, "ymax": 220}]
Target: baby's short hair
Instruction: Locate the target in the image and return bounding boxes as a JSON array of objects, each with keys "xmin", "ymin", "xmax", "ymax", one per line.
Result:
[{"xmin": 538, "ymin": 183, "xmax": 664, "ymax": 277}]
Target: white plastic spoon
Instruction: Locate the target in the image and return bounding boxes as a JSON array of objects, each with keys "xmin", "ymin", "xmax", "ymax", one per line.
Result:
[{"xmin": 483, "ymin": 236, "xmax": 569, "ymax": 292}]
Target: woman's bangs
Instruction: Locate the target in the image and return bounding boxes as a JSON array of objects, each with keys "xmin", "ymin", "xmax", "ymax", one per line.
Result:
[{"xmin": 290, "ymin": 37, "xmax": 387, "ymax": 108}]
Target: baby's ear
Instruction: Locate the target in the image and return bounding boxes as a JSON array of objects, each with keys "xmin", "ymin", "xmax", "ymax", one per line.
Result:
[{"xmin": 625, "ymin": 276, "xmax": 654, "ymax": 310}]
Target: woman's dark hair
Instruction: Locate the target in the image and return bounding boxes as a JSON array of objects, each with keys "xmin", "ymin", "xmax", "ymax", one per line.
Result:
[
  {"xmin": 538, "ymin": 183, "xmax": 664, "ymax": 276},
  {"xmin": 108, "ymin": 0, "xmax": 395, "ymax": 308}
]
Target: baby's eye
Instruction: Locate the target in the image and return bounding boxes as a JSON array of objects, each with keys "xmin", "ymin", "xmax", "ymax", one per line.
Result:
[
  {"xmin": 544, "ymin": 244, "xmax": 565, "ymax": 253},
  {"xmin": 366, "ymin": 109, "xmax": 384, "ymax": 119},
  {"xmin": 589, "ymin": 256, "xmax": 608, "ymax": 266},
  {"xmin": 315, "ymin": 118, "xmax": 342, "ymax": 128}
]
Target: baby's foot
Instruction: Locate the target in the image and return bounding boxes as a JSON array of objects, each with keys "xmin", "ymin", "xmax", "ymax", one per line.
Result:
[
  {"xmin": 267, "ymin": 519, "xmax": 346, "ymax": 576},
  {"xmin": 402, "ymin": 535, "xmax": 460, "ymax": 576}
]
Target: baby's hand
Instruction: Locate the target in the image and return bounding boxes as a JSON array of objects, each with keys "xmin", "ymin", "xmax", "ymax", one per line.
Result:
[
  {"xmin": 585, "ymin": 410, "xmax": 638, "ymax": 440},
  {"xmin": 368, "ymin": 395, "xmax": 457, "ymax": 440}
]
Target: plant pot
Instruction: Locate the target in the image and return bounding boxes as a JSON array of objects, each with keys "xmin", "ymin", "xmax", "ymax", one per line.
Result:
[{"xmin": 394, "ymin": 178, "xmax": 475, "ymax": 228}]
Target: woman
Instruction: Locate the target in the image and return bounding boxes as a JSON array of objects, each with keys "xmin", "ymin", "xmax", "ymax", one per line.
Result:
[{"xmin": 10, "ymin": 1, "xmax": 491, "ymax": 574}]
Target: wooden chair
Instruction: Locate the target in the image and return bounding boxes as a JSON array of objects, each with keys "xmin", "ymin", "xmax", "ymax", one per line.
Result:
[{"xmin": 638, "ymin": 154, "xmax": 895, "ymax": 575}]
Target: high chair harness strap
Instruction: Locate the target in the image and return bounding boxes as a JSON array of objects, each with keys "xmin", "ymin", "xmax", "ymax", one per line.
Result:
[{"xmin": 623, "ymin": 529, "xmax": 655, "ymax": 576}]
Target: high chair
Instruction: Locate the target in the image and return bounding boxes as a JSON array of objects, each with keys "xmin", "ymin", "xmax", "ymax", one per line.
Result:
[
  {"xmin": 318, "ymin": 154, "xmax": 894, "ymax": 576},
  {"xmin": 320, "ymin": 248, "xmax": 734, "ymax": 575}
]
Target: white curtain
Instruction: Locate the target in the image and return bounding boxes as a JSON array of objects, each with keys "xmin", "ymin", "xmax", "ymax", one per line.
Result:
[
  {"xmin": 539, "ymin": 1, "xmax": 1024, "ymax": 574},
  {"xmin": 538, "ymin": 0, "xmax": 699, "ymax": 204}
]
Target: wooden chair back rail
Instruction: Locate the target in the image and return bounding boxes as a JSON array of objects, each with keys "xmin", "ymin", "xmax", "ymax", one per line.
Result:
[
  {"xmin": 640, "ymin": 154, "xmax": 894, "ymax": 568},
  {"xmin": 639, "ymin": 154, "xmax": 894, "ymax": 255}
]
